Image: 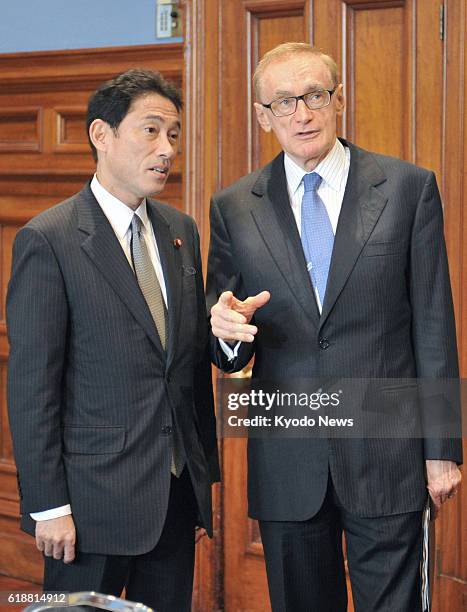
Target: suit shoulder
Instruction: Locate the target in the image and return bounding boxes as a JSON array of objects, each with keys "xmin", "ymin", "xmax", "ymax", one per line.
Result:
[
  {"xmin": 21, "ymin": 193, "xmax": 79, "ymax": 238},
  {"xmin": 211, "ymin": 165, "xmax": 266, "ymax": 205},
  {"xmin": 354, "ymin": 144, "xmax": 434, "ymax": 180}
]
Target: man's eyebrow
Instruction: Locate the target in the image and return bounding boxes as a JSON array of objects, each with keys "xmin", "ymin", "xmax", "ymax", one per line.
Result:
[
  {"xmin": 272, "ymin": 90, "xmax": 293, "ymax": 97},
  {"xmin": 142, "ymin": 114, "xmax": 181, "ymax": 129},
  {"xmin": 272, "ymin": 83, "xmax": 326, "ymax": 97}
]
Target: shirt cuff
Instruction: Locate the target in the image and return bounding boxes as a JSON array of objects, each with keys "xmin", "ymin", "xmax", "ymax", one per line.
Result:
[
  {"xmin": 30, "ymin": 505, "xmax": 72, "ymax": 521},
  {"xmin": 219, "ymin": 339, "xmax": 241, "ymax": 362}
]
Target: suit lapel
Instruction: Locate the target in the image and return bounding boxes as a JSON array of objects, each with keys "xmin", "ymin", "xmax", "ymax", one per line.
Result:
[
  {"xmin": 76, "ymin": 185, "xmax": 166, "ymax": 359},
  {"xmin": 146, "ymin": 201, "xmax": 182, "ymax": 370},
  {"xmin": 250, "ymin": 154, "xmax": 320, "ymax": 326},
  {"xmin": 319, "ymin": 141, "xmax": 388, "ymax": 328}
]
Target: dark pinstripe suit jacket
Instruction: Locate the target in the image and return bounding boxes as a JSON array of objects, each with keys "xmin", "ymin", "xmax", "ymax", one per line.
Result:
[
  {"xmin": 207, "ymin": 139, "xmax": 462, "ymax": 521},
  {"xmin": 7, "ymin": 183, "xmax": 219, "ymax": 555}
]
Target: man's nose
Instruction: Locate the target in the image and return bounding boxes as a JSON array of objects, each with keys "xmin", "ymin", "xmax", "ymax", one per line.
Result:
[
  {"xmin": 157, "ymin": 133, "xmax": 177, "ymax": 158},
  {"xmin": 294, "ymin": 98, "xmax": 314, "ymax": 121}
]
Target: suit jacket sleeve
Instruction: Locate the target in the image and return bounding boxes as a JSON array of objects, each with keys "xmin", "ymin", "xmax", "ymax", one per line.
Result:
[
  {"xmin": 7, "ymin": 226, "xmax": 70, "ymax": 513},
  {"xmin": 192, "ymin": 221, "xmax": 220, "ymax": 483},
  {"xmin": 409, "ymin": 172, "xmax": 462, "ymax": 463},
  {"xmin": 206, "ymin": 196, "xmax": 255, "ymax": 372}
]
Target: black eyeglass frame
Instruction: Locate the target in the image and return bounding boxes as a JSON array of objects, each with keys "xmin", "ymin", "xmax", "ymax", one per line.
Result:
[{"xmin": 261, "ymin": 88, "xmax": 336, "ymax": 117}]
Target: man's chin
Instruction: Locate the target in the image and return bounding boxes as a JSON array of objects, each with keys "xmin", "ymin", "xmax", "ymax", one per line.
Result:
[{"xmin": 147, "ymin": 177, "xmax": 168, "ymax": 196}]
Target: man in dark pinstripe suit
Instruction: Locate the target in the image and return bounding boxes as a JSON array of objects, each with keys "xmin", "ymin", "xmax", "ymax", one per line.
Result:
[
  {"xmin": 207, "ymin": 43, "xmax": 462, "ymax": 611},
  {"xmin": 7, "ymin": 69, "xmax": 219, "ymax": 611}
]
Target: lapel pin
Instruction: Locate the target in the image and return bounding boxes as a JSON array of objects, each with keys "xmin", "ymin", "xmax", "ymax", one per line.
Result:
[{"xmin": 173, "ymin": 238, "xmax": 183, "ymax": 248}]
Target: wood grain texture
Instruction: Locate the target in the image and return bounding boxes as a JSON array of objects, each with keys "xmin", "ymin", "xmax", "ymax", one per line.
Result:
[
  {"xmin": 184, "ymin": 2, "xmax": 225, "ymax": 611},
  {"xmin": 0, "ymin": 45, "xmax": 183, "ymax": 93},
  {"xmin": 349, "ymin": 4, "xmax": 407, "ymax": 157},
  {"xmin": 53, "ymin": 107, "xmax": 89, "ymax": 153},
  {"xmin": 0, "ymin": 108, "xmax": 43, "ymax": 153}
]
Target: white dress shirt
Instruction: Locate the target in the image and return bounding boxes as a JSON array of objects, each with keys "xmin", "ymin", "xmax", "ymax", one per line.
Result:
[
  {"xmin": 90, "ymin": 175, "xmax": 168, "ymax": 306},
  {"xmin": 31, "ymin": 175, "xmax": 167, "ymax": 521},
  {"xmin": 285, "ymin": 138, "xmax": 350, "ymax": 238},
  {"xmin": 220, "ymin": 138, "xmax": 350, "ymax": 360}
]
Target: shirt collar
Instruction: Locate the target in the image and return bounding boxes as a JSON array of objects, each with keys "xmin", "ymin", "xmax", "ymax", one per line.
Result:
[
  {"xmin": 90, "ymin": 175, "xmax": 149, "ymax": 239},
  {"xmin": 284, "ymin": 138, "xmax": 348, "ymax": 195}
]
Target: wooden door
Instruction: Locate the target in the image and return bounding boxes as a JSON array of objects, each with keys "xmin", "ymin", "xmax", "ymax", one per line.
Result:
[{"xmin": 187, "ymin": 0, "xmax": 466, "ymax": 610}]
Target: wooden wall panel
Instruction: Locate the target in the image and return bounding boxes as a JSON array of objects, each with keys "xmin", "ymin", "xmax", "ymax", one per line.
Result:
[
  {"xmin": 0, "ymin": 43, "xmax": 184, "ymax": 584},
  {"xmin": 0, "ymin": 109, "xmax": 43, "ymax": 153},
  {"xmin": 415, "ymin": 1, "xmax": 443, "ymax": 176},
  {"xmin": 462, "ymin": 0, "xmax": 467, "ymax": 377},
  {"xmin": 349, "ymin": 3, "xmax": 409, "ymax": 158},
  {"xmin": 1, "ymin": 365, "xmax": 12, "ymax": 460},
  {"xmin": 53, "ymin": 107, "xmax": 89, "ymax": 153},
  {"xmin": 184, "ymin": 2, "xmax": 225, "ymax": 610}
]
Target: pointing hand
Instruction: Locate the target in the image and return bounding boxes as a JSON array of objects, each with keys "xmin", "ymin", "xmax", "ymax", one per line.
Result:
[{"xmin": 210, "ymin": 290, "xmax": 271, "ymax": 342}]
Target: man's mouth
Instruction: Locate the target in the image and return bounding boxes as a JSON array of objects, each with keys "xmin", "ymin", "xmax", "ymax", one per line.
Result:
[
  {"xmin": 296, "ymin": 129, "xmax": 319, "ymax": 138},
  {"xmin": 149, "ymin": 165, "xmax": 169, "ymax": 176}
]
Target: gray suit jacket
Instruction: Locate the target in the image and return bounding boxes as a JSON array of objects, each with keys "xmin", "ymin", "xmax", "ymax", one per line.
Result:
[
  {"xmin": 207, "ymin": 139, "xmax": 461, "ymax": 521},
  {"xmin": 7, "ymin": 183, "xmax": 219, "ymax": 555}
]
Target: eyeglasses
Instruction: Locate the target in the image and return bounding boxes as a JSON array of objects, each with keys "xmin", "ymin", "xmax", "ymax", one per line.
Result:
[{"xmin": 261, "ymin": 88, "xmax": 336, "ymax": 117}]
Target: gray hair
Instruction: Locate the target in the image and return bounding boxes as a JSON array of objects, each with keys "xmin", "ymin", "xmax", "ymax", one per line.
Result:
[{"xmin": 253, "ymin": 42, "xmax": 339, "ymax": 100}]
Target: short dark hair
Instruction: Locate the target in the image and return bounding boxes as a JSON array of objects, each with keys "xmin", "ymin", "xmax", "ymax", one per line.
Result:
[{"xmin": 86, "ymin": 68, "xmax": 183, "ymax": 161}]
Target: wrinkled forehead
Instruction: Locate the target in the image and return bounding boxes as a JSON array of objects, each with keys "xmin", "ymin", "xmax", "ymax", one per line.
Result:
[{"xmin": 259, "ymin": 54, "xmax": 334, "ymax": 98}]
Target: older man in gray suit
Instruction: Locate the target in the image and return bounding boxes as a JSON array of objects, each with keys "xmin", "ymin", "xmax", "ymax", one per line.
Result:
[
  {"xmin": 7, "ymin": 69, "xmax": 219, "ymax": 612},
  {"xmin": 207, "ymin": 43, "xmax": 461, "ymax": 612}
]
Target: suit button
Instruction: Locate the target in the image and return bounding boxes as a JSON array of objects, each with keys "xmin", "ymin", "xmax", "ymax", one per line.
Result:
[
  {"xmin": 166, "ymin": 375, "xmax": 172, "ymax": 383},
  {"xmin": 161, "ymin": 425, "xmax": 172, "ymax": 435},
  {"xmin": 319, "ymin": 338, "xmax": 330, "ymax": 349}
]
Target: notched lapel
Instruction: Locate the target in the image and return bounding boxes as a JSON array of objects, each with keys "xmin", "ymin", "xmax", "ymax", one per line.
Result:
[
  {"xmin": 76, "ymin": 186, "xmax": 166, "ymax": 357},
  {"xmin": 251, "ymin": 155, "xmax": 320, "ymax": 326},
  {"xmin": 320, "ymin": 144, "xmax": 388, "ymax": 326}
]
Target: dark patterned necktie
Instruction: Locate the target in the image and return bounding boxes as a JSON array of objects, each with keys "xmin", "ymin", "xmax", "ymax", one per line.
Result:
[
  {"xmin": 130, "ymin": 214, "xmax": 185, "ymax": 476},
  {"xmin": 131, "ymin": 214, "xmax": 168, "ymax": 350}
]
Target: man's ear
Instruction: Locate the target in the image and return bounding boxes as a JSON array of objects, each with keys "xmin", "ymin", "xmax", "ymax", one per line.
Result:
[
  {"xmin": 89, "ymin": 119, "xmax": 112, "ymax": 156},
  {"xmin": 254, "ymin": 102, "xmax": 273, "ymax": 133},
  {"xmin": 334, "ymin": 84, "xmax": 345, "ymax": 117}
]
